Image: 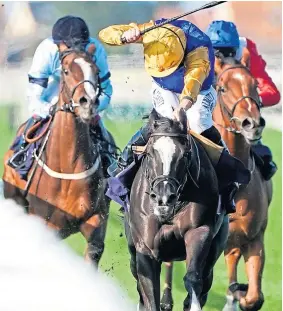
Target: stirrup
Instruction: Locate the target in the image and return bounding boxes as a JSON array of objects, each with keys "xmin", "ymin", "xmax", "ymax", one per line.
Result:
[{"xmin": 8, "ymin": 145, "xmax": 29, "ymax": 169}]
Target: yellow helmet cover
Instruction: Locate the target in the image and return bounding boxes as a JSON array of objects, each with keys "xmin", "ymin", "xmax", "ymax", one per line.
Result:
[{"xmin": 142, "ymin": 24, "xmax": 187, "ymax": 78}]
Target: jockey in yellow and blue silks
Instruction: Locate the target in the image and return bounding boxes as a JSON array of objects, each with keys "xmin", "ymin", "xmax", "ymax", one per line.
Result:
[{"xmin": 99, "ymin": 18, "xmax": 239, "ymax": 212}]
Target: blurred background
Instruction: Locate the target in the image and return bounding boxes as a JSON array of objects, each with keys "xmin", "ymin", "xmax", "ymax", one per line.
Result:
[
  {"xmin": 0, "ymin": 1, "xmax": 281, "ymax": 125},
  {"xmin": 0, "ymin": 2, "xmax": 281, "ymax": 311}
]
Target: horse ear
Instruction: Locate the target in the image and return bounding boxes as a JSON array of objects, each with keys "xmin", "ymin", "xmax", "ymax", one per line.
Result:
[
  {"xmin": 214, "ymin": 56, "xmax": 223, "ymax": 75},
  {"xmin": 174, "ymin": 107, "xmax": 187, "ymax": 132},
  {"xmin": 87, "ymin": 43, "xmax": 96, "ymax": 57},
  {"xmin": 149, "ymin": 109, "xmax": 159, "ymax": 122},
  {"xmin": 241, "ymin": 47, "xmax": 250, "ymax": 68},
  {"xmin": 58, "ymin": 42, "xmax": 69, "ymax": 53}
]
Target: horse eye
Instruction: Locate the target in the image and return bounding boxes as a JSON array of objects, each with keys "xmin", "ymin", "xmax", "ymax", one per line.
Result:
[
  {"xmin": 219, "ymin": 86, "xmax": 226, "ymax": 93},
  {"xmin": 63, "ymin": 69, "xmax": 69, "ymax": 75}
]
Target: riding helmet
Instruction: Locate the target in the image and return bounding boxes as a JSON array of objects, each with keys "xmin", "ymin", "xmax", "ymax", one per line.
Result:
[
  {"xmin": 205, "ymin": 20, "xmax": 240, "ymax": 49},
  {"xmin": 52, "ymin": 15, "xmax": 90, "ymax": 48}
]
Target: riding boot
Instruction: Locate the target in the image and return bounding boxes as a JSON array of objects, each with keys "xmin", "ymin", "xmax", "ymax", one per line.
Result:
[
  {"xmin": 90, "ymin": 118, "xmax": 118, "ymax": 176},
  {"xmin": 251, "ymin": 140, "xmax": 277, "ymax": 180},
  {"xmin": 201, "ymin": 126, "xmax": 239, "ymax": 214},
  {"xmin": 8, "ymin": 115, "xmax": 43, "ymax": 170},
  {"xmin": 107, "ymin": 122, "xmax": 151, "ymax": 177}
]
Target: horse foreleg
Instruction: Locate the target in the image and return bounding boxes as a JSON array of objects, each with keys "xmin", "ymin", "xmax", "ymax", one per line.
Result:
[
  {"xmin": 183, "ymin": 226, "xmax": 213, "ymax": 311},
  {"xmin": 239, "ymin": 233, "xmax": 265, "ymax": 311},
  {"xmin": 136, "ymin": 251, "xmax": 161, "ymax": 311},
  {"xmin": 80, "ymin": 213, "xmax": 108, "ymax": 268},
  {"xmin": 201, "ymin": 215, "xmax": 229, "ymax": 308},
  {"xmin": 160, "ymin": 262, "xmax": 174, "ymax": 311},
  {"xmin": 223, "ymin": 244, "xmax": 242, "ymax": 311},
  {"xmin": 125, "ymin": 218, "xmax": 145, "ymax": 310}
]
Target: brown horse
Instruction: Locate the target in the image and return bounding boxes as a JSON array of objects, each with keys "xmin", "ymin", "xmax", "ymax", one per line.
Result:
[
  {"xmin": 2, "ymin": 44, "xmax": 110, "ymax": 267},
  {"xmin": 160, "ymin": 57, "xmax": 273, "ymax": 311},
  {"xmin": 213, "ymin": 57, "xmax": 273, "ymax": 311}
]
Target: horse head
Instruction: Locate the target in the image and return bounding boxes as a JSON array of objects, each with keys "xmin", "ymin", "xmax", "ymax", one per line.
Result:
[
  {"xmin": 58, "ymin": 43, "xmax": 100, "ymax": 123},
  {"xmin": 144, "ymin": 108, "xmax": 190, "ymax": 221},
  {"xmin": 214, "ymin": 55, "xmax": 265, "ymax": 144}
]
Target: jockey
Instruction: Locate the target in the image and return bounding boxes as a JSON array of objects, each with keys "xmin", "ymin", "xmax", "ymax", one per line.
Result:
[
  {"xmin": 206, "ymin": 20, "xmax": 279, "ymax": 180},
  {"xmin": 99, "ymin": 19, "xmax": 240, "ymax": 212},
  {"xmin": 18, "ymin": 16, "xmax": 114, "ymax": 168}
]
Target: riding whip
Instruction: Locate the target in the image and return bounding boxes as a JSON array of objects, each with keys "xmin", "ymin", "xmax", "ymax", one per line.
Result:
[{"xmin": 121, "ymin": 1, "xmax": 227, "ymax": 43}]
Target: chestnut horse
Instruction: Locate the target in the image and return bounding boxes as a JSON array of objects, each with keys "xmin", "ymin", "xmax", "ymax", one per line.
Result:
[
  {"xmin": 214, "ymin": 57, "xmax": 272, "ymax": 311},
  {"xmin": 160, "ymin": 57, "xmax": 273, "ymax": 311},
  {"xmin": 2, "ymin": 44, "xmax": 110, "ymax": 267}
]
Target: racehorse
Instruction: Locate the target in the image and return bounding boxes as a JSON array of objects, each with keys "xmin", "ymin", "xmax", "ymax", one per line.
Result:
[
  {"xmin": 160, "ymin": 56, "xmax": 272, "ymax": 311},
  {"xmin": 125, "ymin": 108, "xmax": 229, "ymax": 311},
  {"xmin": 2, "ymin": 43, "xmax": 114, "ymax": 267},
  {"xmin": 213, "ymin": 56, "xmax": 273, "ymax": 311}
]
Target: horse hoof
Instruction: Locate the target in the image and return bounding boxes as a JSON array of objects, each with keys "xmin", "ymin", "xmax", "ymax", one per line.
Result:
[
  {"xmin": 160, "ymin": 302, "xmax": 173, "ymax": 311},
  {"xmin": 222, "ymin": 295, "xmax": 238, "ymax": 311},
  {"xmin": 161, "ymin": 288, "xmax": 173, "ymax": 311},
  {"xmin": 239, "ymin": 295, "xmax": 264, "ymax": 311}
]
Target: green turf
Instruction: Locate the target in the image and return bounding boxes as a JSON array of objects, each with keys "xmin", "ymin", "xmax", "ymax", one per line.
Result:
[{"xmin": 0, "ymin": 106, "xmax": 281, "ymax": 310}]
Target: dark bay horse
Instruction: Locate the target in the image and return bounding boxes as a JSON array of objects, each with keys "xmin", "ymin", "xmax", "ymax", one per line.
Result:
[
  {"xmin": 160, "ymin": 58, "xmax": 273, "ymax": 311},
  {"xmin": 2, "ymin": 44, "xmax": 111, "ymax": 267},
  {"xmin": 212, "ymin": 57, "xmax": 273, "ymax": 311},
  {"xmin": 125, "ymin": 108, "xmax": 229, "ymax": 311}
]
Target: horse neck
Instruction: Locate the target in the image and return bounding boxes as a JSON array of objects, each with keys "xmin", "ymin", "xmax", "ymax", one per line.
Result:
[
  {"xmin": 46, "ymin": 102, "xmax": 95, "ymax": 171},
  {"xmin": 213, "ymin": 102, "xmax": 251, "ymax": 167}
]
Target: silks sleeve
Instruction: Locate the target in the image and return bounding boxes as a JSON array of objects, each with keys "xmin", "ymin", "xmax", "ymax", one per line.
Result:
[
  {"xmin": 98, "ymin": 21, "xmax": 154, "ymax": 46},
  {"xmin": 180, "ymin": 46, "xmax": 211, "ymax": 103}
]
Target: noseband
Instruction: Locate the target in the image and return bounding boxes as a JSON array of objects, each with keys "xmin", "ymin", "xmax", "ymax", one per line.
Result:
[
  {"xmin": 216, "ymin": 65, "xmax": 261, "ymax": 133},
  {"xmin": 57, "ymin": 49, "xmax": 100, "ymax": 114},
  {"xmin": 145, "ymin": 132, "xmax": 190, "ymax": 202}
]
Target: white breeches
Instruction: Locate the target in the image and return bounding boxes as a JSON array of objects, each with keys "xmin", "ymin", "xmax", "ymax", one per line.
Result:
[{"xmin": 151, "ymin": 80, "xmax": 217, "ymax": 134}]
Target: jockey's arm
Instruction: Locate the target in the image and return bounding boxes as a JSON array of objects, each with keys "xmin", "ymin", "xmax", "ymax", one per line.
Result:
[
  {"xmin": 93, "ymin": 42, "xmax": 113, "ymax": 113},
  {"xmin": 27, "ymin": 40, "xmax": 53, "ymax": 118},
  {"xmin": 98, "ymin": 21, "xmax": 154, "ymax": 45},
  {"xmin": 180, "ymin": 47, "xmax": 211, "ymax": 110},
  {"xmin": 240, "ymin": 38, "xmax": 281, "ymax": 107}
]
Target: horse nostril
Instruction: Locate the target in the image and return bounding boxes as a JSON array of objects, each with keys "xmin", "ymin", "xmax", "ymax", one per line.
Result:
[
  {"xmin": 242, "ymin": 117, "xmax": 254, "ymax": 130},
  {"xmin": 79, "ymin": 96, "xmax": 88, "ymax": 105},
  {"xmin": 150, "ymin": 193, "xmax": 157, "ymax": 200},
  {"xmin": 259, "ymin": 117, "xmax": 266, "ymax": 127},
  {"xmin": 167, "ymin": 194, "xmax": 177, "ymax": 204}
]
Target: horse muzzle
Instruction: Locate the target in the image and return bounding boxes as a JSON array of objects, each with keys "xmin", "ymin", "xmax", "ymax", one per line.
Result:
[{"xmin": 241, "ymin": 116, "xmax": 265, "ymax": 144}]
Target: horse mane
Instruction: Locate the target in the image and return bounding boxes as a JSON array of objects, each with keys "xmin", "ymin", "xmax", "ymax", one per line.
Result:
[
  {"xmin": 148, "ymin": 109, "xmax": 187, "ymax": 135},
  {"xmin": 215, "ymin": 50, "xmax": 241, "ymax": 66},
  {"xmin": 221, "ymin": 56, "xmax": 241, "ymax": 66},
  {"xmin": 59, "ymin": 47, "xmax": 96, "ymax": 67}
]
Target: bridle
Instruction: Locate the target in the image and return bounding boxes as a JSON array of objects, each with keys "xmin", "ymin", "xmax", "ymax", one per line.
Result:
[
  {"xmin": 143, "ymin": 132, "xmax": 191, "ymax": 203},
  {"xmin": 56, "ymin": 48, "xmax": 100, "ymax": 114},
  {"xmin": 216, "ymin": 65, "xmax": 261, "ymax": 134}
]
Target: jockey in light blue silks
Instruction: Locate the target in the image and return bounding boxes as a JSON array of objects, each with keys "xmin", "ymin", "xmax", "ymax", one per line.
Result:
[{"xmin": 18, "ymin": 16, "xmax": 115, "ymax": 170}]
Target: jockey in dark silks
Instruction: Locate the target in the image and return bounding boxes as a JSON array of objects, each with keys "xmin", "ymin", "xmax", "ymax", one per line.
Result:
[
  {"xmin": 12, "ymin": 16, "xmax": 117, "ymax": 173},
  {"xmin": 99, "ymin": 19, "xmax": 240, "ymax": 212},
  {"xmin": 206, "ymin": 20, "xmax": 279, "ymax": 180}
]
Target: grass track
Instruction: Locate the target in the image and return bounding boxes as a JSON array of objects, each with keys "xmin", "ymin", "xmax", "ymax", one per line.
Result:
[{"xmin": 0, "ymin": 107, "xmax": 281, "ymax": 310}]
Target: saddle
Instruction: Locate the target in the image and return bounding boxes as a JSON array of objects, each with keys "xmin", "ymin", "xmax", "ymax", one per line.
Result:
[
  {"xmin": 8, "ymin": 118, "xmax": 51, "ymax": 180},
  {"xmin": 107, "ymin": 131, "xmax": 251, "ymax": 211}
]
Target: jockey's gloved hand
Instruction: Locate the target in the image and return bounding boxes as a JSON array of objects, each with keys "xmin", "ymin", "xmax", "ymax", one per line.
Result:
[{"xmin": 121, "ymin": 26, "xmax": 141, "ymax": 44}]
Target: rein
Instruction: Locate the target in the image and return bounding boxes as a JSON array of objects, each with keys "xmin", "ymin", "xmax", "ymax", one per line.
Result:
[
  {"xmin": 215, "ymin": 64, "xmax": 258, "ymax": 180},
  {"xmin": 215, "ymin": 65, "xmax": 261, "ymax": 134},
  {"xmin": 143, "ymin": 131, "xmax": 195, "ymax": 204},
  {"xmin": 24, "ymin": 50, "xmax": 102, "ymax": 195}
]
